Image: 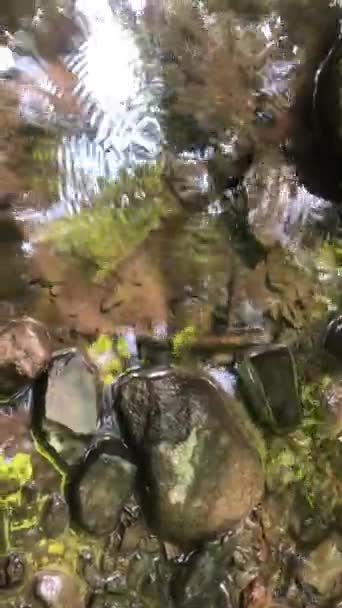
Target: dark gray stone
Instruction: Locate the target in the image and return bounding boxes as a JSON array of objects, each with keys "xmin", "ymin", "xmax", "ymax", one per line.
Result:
[
  {"xmin": 237, "ymin": 345, "xmax": 302, "ymax": 433},
  {"xmin": 40, "ymin": 493, "xmax": 69, "ymax": 538},
  {"xmin": 70, "ymin": 441, "xmax": 136, "ymax": 536}
]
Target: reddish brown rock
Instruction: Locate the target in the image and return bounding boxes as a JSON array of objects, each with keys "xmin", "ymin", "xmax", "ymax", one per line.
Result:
[
  {"xmin": 34, "ymin": 570, "xmax": 85, "ymax": 608},
  {"xmin": 0, "ymin": 317, "xmax": 51, "ymax": 400}
]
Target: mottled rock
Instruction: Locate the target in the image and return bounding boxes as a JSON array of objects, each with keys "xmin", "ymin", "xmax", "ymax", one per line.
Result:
[
  {"xmin": 40, "ymin": 493, "xmax": 69, "ymax": 538},
  {"xmin": 34, "ymin": 570, "xmax": 85, "ymax": 608},
  {"xmin": 237, "ymin": 346, "xmax": 302, "ymax": 433},
  {"xmin": 171, "ymin": 540, "xmax": 236, "ymax": 608},
  {"xmin": 68, "ymin": 440, "xmax": 136, "ymax": 536},
  {"xmin": 115, "ymin": 367, "xmax": 264, "ymax": 546},
  {"xmin": 0, "ymin": 317, "xmax": 51, "ymax": 400},
  {"xmin": 300, "ymin": 534, "xmax": 342, "ymax": 596}
]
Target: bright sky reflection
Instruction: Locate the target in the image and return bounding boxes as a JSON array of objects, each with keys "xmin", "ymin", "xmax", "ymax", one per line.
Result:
[
  {"xmin": 75, "ymin": 0, "xmax": 142, "ymax": 116},
  {"xmin": 24, "ymin": 0, "xmax": 162, "ymax": 219}
]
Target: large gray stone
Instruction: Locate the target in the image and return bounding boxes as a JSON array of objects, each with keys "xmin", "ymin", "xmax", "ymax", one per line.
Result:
[
  {"xmin": 33, "ymin": 350, "xmax": 100, "ymax": 467},
  {"xmin": 44, "ymin": 351, "xmax": 99, "ymax": 435}
]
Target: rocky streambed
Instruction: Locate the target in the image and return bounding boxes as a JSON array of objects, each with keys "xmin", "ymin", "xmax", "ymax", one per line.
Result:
[
  {"xmin": 0, "ymin": 315, "xmax": 341, "ymax": 607},
  {"xmin": 2, "ymin": 0, "xmax": 342, "ymax": 607}
]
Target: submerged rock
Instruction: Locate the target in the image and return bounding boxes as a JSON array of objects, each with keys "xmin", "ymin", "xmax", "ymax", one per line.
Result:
[
  {"xmin": 237, "ymin": 346, "xmax": 302, "ymax": 433},
  {"xmin": 0, "ymin": 317, "xmax": 51, "ymax": 401},
  {"xmin": 115, "ymin": 367, "xmax": 264, "ymax": 546},
  {"xmin": 171, "ymin": 540, "xmax": 237, "ymax": 608},
  {"xmin": 32, "ymin": 350, "xmax": 100, "ymax": 467},
  {"xmin": 0, "ymin": 553, "xmax": 25, "ymax": 589},
  {"xmin": 68, "ymin": 440, "xmax": 136, "ymax": 536},
  {"xmin": 300, "ymin": 534, "xmax": 342, "ymax": 596},
  {"xmin": 40, "ymin": 493, "xmax": 69, "ymax": 538}
]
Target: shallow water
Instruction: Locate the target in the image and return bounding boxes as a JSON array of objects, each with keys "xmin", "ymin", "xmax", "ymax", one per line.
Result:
[
  {"xmin": 1, "ymin": 1, "xmax": 342, "ymax": 606},
  {"xmin": 0, "ymin": 0, "xmax": 339, "ymax": 343}
]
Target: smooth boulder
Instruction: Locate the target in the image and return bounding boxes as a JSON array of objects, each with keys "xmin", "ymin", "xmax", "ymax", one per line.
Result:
[
  {"xmin": 68, "ymin": 440, "xmax": 136, "ymax": 536},
  {"xmin": 115, "ymin": 367, "xmax": 264, "ymax": 547},
  {"xmin": 0, "ymin": 317, "xmax": 51, "ymax": 401}
]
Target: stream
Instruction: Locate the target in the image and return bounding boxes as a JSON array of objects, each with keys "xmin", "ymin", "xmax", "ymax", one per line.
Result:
[{"xmin": 1, "ymin": 1, "xmax": 342, "ymax": 607}]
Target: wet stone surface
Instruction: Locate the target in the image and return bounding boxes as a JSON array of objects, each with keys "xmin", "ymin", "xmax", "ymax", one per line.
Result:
[
  {"xmin": 300, "ymin": 534, "xmax": 342, "ymax": 597},
  {"xmin": 42, "ymin": 350, "xmax": 99, "ymax": 435},
  {"xmin": 0, "ymin": 317, "xmax": 51, "ymax": 401},
  {"xmin": 68, "ymin": 440, "xmax": 136, "ymax": 536},
  {"xmin": 237, "ymin": 346, "xmax": 302, "ymax": 433},
  {"xmin": 1, "ymin": 0, "xmax": 342, "ymax": 606},
  {"xmin": 40, "ymin": 493, "xmax": 69, "ymax": 538},
  {"xmin": 32, "ymin": 350, "xmax": 100, "ymax": 467},
  {"xmin": 116, "ymin": 367, "xmax": 264, "ymax": 546},
  {"xmin": 170, "ymin": 539, "xmax": 237, "ymax": 608}
]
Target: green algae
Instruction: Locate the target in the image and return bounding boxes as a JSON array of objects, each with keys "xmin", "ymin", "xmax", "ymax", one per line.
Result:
[
  {"xmin": 39, "ymin": 163, "xmax": 179, "ymax": 281},
  {"xmin": 266, "ymin": 375, "xmax": 342, "ymax": 518},
  {"xmin": 87, "ymin": 334, "xmax": 131, "ymax": 384},
  {"xmin": 172, "ymin": 325, "xmax": 197, "ymax": 359},
  {"xmin": 0, "ymin": 453, "xmax": 32, "ymax": 504}
]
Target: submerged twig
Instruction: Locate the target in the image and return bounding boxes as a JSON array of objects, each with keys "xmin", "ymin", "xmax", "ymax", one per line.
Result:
[{"xmin": 137, "ymin": 328, "xmax": 271, "ymax": 355}]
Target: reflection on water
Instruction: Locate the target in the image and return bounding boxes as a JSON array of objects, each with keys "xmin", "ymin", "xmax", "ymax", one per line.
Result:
[
  {"xmin": 0, "ymin": 0, "xmax": 341, "ymax": 343},
  {"xmin": 57, "ymin": 0, "xmax": 161, "ymax": 202},
  {"xmin": 48, "ymin": 3, "xmax": 158, "ymax": 212},
  {"xmin": 2, "ymin": 3, "xmax": 342, "ymax": 607}
]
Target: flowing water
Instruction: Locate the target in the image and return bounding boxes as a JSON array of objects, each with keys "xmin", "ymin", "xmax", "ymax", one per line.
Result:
[
  {"xmin": 1, "ymin": 0, "xmax": 342, "ymax": 606},
  {"xmin": 0, "ymin": 0, "xmax": 340, "ymax": 342}
]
